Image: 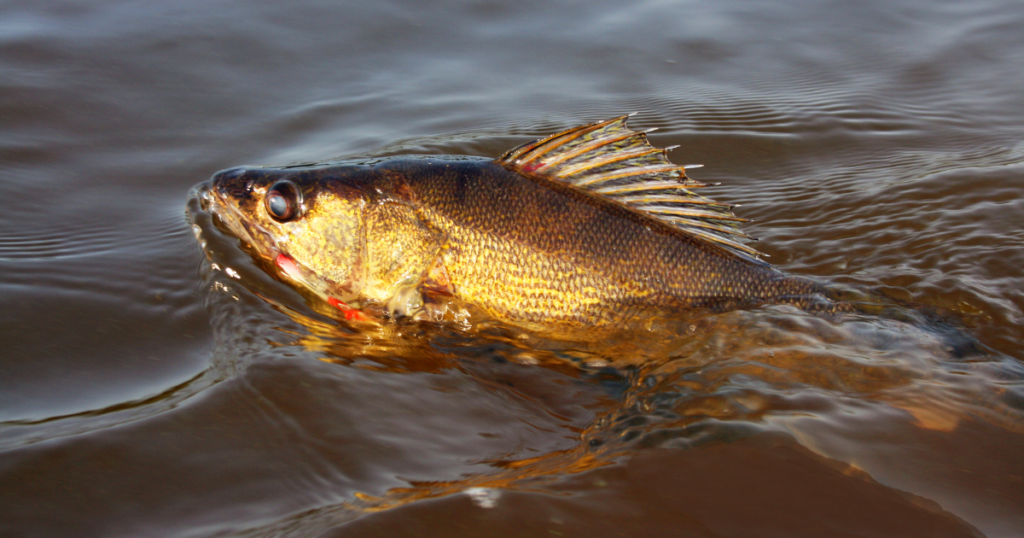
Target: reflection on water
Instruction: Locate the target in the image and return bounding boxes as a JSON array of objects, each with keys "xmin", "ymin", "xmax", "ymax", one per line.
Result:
[{"xmin": 172, "ymin": 184, "xmax": 1024, "ymax": 534}]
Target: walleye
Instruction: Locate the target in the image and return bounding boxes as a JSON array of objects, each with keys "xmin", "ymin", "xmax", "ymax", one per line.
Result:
[{"xmin": 203, "ymin": 116, "xmax": 833, "ymax": 330}]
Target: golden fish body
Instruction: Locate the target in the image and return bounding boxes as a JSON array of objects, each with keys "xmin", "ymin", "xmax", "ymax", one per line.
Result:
[{"xmin": 205, "ymin": 117, "xmax": 828, "ymax": 329}]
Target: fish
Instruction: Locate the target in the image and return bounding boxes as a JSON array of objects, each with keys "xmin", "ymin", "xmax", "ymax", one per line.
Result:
[{"xmin": 202, "ymin": 115, "xmax": 837, "ymax": 331}]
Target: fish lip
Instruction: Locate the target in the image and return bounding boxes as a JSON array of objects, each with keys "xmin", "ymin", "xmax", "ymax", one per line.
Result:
[{"xmin": 208, "ymin": 184, "xmax": 279, "ymax": 262}]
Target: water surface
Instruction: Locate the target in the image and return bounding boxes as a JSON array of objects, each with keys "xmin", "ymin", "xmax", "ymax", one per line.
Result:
[{"xmin": 2, "ymin": 0, "xmax": 1023, "ymax": 536}]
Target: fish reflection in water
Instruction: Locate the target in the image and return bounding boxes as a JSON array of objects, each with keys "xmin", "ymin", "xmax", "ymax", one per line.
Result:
[{"xmin": 187, "ymin": 116, "xmax": 1023, "ymax": 518}]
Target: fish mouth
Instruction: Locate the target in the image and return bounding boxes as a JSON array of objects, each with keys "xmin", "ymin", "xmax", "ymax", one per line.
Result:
[
  {"xmin": 202, "ymin": 183, "xmax": 279, "ymax": 263},
  {"xmin": 189, "ymin": 180, "xmax": 285, "ymax": 268}
]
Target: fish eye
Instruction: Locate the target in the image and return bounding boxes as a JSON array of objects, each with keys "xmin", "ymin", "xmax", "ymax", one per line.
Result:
[{"xmin": 265, "ymin": 180, "xmax": 302, "ymax": 222}]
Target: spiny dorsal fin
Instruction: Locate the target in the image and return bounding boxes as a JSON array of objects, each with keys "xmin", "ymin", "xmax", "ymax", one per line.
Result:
[{"xmin": 497, "ymin": 115, "xmax": 767, "ymax": 263}]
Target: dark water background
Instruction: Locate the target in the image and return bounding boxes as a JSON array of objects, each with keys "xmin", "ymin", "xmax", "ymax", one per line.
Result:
[{"xmin": 2, "ymin": 0, "xmax": 1023, "ymax": 536}]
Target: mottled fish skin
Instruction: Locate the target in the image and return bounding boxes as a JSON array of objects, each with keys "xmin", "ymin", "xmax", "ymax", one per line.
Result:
[
  {"xmin": 207, "ymin": 169, "xmax": 823, "ymax": 327},
  {"xmin": 207, "ymin": 158, "xmax": 827, "ymax": 330},
  {"xmin": 384, "ymin": 158, "xmax": 826, "ymax": 326}
]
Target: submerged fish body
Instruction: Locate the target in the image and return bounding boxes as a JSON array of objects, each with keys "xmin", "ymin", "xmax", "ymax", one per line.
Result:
[{"xmin": 204, "ymin": 116, "xmax": 830, "ymax": 329}]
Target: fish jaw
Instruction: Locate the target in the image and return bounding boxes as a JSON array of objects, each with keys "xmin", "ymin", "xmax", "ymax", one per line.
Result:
[{"xmin": 205, "ymin": 175, "xmax": 277, "ymax": 263}]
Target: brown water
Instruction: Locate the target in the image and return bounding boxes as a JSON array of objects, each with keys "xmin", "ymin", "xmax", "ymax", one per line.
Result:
[{"xmin": 2, "ymin": 0, "xmax": 1023, "ymax": 536}]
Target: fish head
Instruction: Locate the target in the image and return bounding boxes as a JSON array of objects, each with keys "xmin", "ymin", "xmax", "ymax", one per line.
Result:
[{"xmin": 207, "ymin": 164, "xmax": 375, "ymax": 306}]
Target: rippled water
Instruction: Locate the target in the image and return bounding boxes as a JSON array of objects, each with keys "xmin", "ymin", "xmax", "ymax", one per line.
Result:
[{"xmin": 2, "ymin": 0, "xmax": 1023, "ymax": 536}]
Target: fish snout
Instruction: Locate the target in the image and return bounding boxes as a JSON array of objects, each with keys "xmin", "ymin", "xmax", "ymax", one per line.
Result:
[
  {"xmin": 213, "ymin": 166, "xmax": 246, "ymax": 181},
  {"xmin": 210, "ymin": 167, "xmax": 254, "ymax": 201}
]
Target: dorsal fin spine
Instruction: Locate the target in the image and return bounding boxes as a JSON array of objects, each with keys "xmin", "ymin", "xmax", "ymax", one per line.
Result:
[
  {"xmin": 496, "ymin": 115, "xmax": 766, "ymax": 262},
  {"xmin": 516, "ymin": 127, "xmax": 594, "ymax": 166},
  {"xmin": 507, "ymin": 117, "xmax": 621, "ymax": 165},
  {"xmin": 637, "ymin": 207, "xmax": 748, "ymax": 222},
  {"xmin": 574, "ymin": 164, "xmax": 686, "ymax": 187},
  {"xmin": 554, "ymin": 146, "xmax": 664, "ymax": 179},
  {"xmin": 684, "ymin": 229, "xmax": 766, "ymax": 258},
  {"xmin": 659, "ymin": 218, "xmax": 750, "ymax": 237},
  {"xmin": 616, "ymin": 194, "xmax": 727, "ymax": 206},
  {"xmin": 593, "ymin": 180, "xmax": 703, "ymax": 194},
  {"xmin": 534, "ymin": 131, "xmax": 646, "ymax": 171},
  {"xmin": 500, "ymin": 125, "xmax": 579, "ymax": 163}
]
